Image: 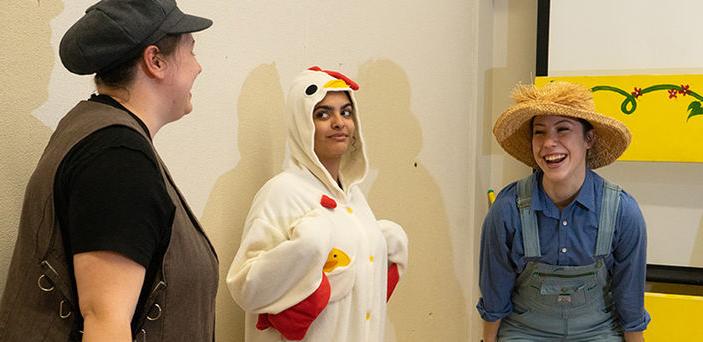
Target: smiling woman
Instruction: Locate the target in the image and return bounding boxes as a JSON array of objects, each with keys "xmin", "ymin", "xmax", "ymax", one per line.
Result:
[
  {"xmin": 478, "ymin": 82, "xmax": 650, "ymax": 342},
  {"xmin": 531, "ymin": 115, "xmax": 593, "ymax": 207}
]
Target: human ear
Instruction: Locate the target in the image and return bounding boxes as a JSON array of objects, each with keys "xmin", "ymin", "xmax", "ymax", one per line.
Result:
[
  {"xmin": 584, "ymin": 129, "xmax": 595, "ymax": 149},
  {"xmin": 141, "ymin": 45, "xmax": 168, "ymax": 79}
]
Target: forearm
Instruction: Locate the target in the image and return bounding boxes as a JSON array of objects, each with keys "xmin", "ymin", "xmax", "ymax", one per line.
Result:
[
  {"xmin": 624, "ymin": 331, "xmax": 644, "ymax": 342},
  {"xmin": 82, "ymin": 314, "xmax": 132, "ymax": 342},
  {"xmin": 612, "ymin": 197, "xmax": 649, "ymax": 334},
  {"xmin": 482, "ymin": 319, "xmax": 501, "ymax": 342}
]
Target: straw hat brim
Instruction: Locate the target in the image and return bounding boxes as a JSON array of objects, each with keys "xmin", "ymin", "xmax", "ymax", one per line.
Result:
[{"xmin": 493, "ymin": 101, "xmax": 631, "ymax": 169}]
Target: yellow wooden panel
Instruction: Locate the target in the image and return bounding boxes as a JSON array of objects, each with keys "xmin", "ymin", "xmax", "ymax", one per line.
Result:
[
  {"xmin": 643, "ymin": 292, "xmax": 703, "ymax": 340},
  {"xmin": 535, "ymin": 75, "xmax": 703, "ymax": 163}
]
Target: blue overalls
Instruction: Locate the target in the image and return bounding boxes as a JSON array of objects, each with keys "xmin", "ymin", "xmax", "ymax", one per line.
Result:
[{"xmin": 498, "ymin": 174, "xmax": 625, "ymax": 341}]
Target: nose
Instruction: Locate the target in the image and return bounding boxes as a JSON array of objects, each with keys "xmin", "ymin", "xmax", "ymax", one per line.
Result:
[
  {"xmin": 542, "ymin": 131, "xmax": 558, "ymax": 147},
  {"xmin": 331, "ymin": 112, "xmax": 345, "ymax": 129}
]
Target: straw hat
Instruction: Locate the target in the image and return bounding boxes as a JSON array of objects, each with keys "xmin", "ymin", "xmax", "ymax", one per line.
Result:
[{"xmin": 493, "ymin": 81, "xmax": 631, "ymax": 169}]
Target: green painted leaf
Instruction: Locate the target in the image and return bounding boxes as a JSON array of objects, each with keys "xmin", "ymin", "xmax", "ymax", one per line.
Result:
[{"xmin": 687, "ymin": 101, "xmax": 703, "ymax": 121}]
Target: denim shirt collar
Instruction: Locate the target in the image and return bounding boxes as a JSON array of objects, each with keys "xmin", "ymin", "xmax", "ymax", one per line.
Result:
[{"xmin": 530, "ymin": 169, "xmax": 596, "ymax": 219}]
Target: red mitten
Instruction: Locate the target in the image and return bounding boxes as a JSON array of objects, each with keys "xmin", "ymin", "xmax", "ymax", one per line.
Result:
[
  {"xmin": 387, "ymin": 263, "xmax": 400, "ymax": 302},
  {"xmin": 257, "ymin": 273, "xmax": 331, "ymax": 340},
  {"xmin": 256, "ymin": 313, "xmax": 272, "ymax": 330}
]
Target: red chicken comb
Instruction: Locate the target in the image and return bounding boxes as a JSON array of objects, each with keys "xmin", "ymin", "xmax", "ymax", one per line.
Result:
[{"xmin": 308, "ymin": 66, "xmax": 359, "ymax": 91}]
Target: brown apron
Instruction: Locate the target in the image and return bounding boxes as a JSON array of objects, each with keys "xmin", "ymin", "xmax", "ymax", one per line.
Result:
[{"xmin": 0, "ymin": 101, "xmax": 218, "ymax": 341}]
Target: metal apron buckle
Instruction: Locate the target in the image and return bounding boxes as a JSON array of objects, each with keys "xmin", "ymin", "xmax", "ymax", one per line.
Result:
[
  {"xmin": 59, "ymin": 300, "xmax": 71, "ymax": 319},
  {"xmin": 37, "ymin": 274, "xmax": 55, "ymax": 292},
  {"xmin": 134, "ymin": 328, "xmax": 146, "ymax": 342},
  {"xmin": 146, "ymin": 303, "xmax": 162, "ymax": 321},
  {"xmin": 38, "ymin": 260, "xmax": 60, "ymax": 292}
]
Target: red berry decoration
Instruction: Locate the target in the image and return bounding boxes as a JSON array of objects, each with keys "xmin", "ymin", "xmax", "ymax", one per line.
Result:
[{"xmin": 320, "ymin": 195, "xmax": 337, "ymax": 209}]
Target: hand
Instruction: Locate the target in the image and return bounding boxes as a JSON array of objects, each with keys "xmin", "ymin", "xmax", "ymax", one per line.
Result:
[
  {"xmin": 624, "ymin": 331, "xmax": 644, "ymax": 342},
  {"xmin": 482, "ymin": 319, "xmax": 501, "ymax": 342},
  {"xmin": 256, "ymin": 273, "xmax": 331, "ymax": 340},
  {"xmin": 386, "ymin": 263, "xmax": 400, "ymax": 301},
  {"xmin": 289, "ymin": 209, "xmax": 333, "ymax": 260}
]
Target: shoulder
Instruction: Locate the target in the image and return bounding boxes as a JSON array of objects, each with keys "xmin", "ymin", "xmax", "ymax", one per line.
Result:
[
  {"xmin": 593, "ymin": 178, "xmax": 648, "ymax": 246},
  {"xmin": 244, "ymin": 170, "xmax": 330, "ymax": 235},
  {"xmin": 593, "ymin": 172, "xmax": 645, "ymax": 229},
  {"xmin": 249, "ymin": 171, "xmax": 315, "ymax": 213},
  {"xmin": 617, "ymin": 189, "xmax": 645, "ymax": 228},
  {"xmin": 58, "ymin": 126, "xmax": 159, "ymax": 187},
  {"xmin": 491, "ymin": 181, "xmax": 519, "ymax": 213},
  {"xmin": 65, "ymin": 125, "xmax": 155, "ymax": 167},
  {"xmin": 484, "ymin": 181, "xmax": 519, "ymax": 229},
  {"xmin": 592, "ymin": 171, "xmax": 642, "ymax": 217},
  {"xmin": 87, "ymin": 125, "xmax": 153, "ymax": 154},
  {"xmin": 84, "ymin": 124, "xmax": 148, "ymax": 142},
  {"xmin": 257, "ymin": 171, "xmax": 308, "ymax": 199}
]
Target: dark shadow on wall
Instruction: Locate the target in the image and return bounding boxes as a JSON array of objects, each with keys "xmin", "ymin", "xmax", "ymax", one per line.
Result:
[
  {"xmin": 0, "ymin": 0, "xmax": 62, "ymax": 294},
  {"xmin": 356, "ymin": 59, "xmax": 469, "ymax": 341},
  {"xmin": 200, "ymin": 63, "xmax": 286, "ymax": 342}
]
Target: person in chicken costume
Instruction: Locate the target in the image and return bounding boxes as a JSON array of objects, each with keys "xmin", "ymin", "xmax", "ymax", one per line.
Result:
[{"xmin": 227, "ymin": 66, "xmax": 409, "ymax": 341}]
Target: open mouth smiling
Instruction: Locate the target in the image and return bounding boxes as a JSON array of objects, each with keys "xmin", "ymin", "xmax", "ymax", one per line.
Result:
[{"xmin": 544, "ymin": 153, "xmax": 566, "ymax": 164}]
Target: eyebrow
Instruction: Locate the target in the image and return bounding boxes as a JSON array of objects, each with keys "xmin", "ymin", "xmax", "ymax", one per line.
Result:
[
  {"xmin": 533, "ymin": 119, "xmax": 575, "ymax": 127},
  {"xmin": 314, "ymin": 102, "xmax": 353, "ymax": 111}
]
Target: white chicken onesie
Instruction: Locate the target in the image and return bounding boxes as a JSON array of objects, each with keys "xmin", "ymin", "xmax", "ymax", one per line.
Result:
[{"xmin": 227, "ymin": 67, "xmax": 409, "ymax": 342}]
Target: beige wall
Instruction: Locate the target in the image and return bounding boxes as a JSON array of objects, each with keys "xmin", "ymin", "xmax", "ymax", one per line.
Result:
[
  {"xmin": 0, "ymin": 0, "xmax": 540, "ymax": 340},
  {"xmin": 1, "ymin": 0, "xmax": 61, "ymax": 303}
]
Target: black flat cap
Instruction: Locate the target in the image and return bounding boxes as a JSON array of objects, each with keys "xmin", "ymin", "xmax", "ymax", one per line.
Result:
[{"xmin": 60, "ymin": 0, "xmax": 212, "ymax": 75}]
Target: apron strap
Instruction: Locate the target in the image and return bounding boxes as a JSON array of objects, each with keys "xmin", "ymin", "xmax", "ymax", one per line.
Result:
[
  {"xmin": 595, "ymin": 179, "xmax": 622, "ymax": 256},
  {"xmin": 517, "ymin": 174, "xmax": 541, "ymax": 258}
]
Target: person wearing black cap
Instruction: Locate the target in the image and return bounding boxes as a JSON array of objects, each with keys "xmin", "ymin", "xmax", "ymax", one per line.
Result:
[{"xmin": 0, "ymin": 1, "xmax": 217, "ymax": 341}]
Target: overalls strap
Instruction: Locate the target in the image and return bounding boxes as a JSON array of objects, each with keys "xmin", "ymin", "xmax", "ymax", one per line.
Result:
[
  {"xmin": 595, "ymin": 180, "xmax": 622, "ymax": 257},
  {"xmin": 517, "ymin": 174, "xmax": 541, "ymax": 258}
]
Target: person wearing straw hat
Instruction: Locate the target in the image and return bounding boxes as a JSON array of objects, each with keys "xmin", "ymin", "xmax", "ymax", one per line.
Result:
[
  {"xmin": 227, "ymin": 67, "xmax": 408, "ymax": 341},
  {"xmin": 0, "ymin": 1, "xmax": 217, "ymax": 341},
  {"xmin": 477, "ymin": 82, "xmax": 650, "ymax": 341}
]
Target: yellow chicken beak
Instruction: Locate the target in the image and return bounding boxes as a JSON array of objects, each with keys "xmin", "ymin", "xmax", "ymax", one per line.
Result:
[
  {"xmin": 323, "ymin": 79, "xmax": 348, "ymax": 89},
  {"xmin": 324, "ymin": 248, "xmax": 351, "ymax": 273}
]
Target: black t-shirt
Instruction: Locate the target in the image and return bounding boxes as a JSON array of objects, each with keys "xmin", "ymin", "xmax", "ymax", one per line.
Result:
[{"xmin": 54, "ymin": 94, "xmax": 175, "ymax": 333}]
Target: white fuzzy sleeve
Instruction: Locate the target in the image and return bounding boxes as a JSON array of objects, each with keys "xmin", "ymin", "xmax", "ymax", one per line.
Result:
[
  {"xmin": 226, "ymin": 191, "xmax": 332, "ymax": 314},
  {"xmin": 377, "ymin": 219, "xmax": 409, "ymax": 275}
]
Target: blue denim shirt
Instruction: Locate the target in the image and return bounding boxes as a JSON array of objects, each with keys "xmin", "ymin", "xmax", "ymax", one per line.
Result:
[{"xmin": 477, "ymin": 170, "xmax": 650, "ymax": 332}]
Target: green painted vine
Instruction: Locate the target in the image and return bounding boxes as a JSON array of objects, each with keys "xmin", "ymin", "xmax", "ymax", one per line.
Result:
[{"xmin": 591, "ymin": 84, "xmax": 703, "ymax": 121}]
